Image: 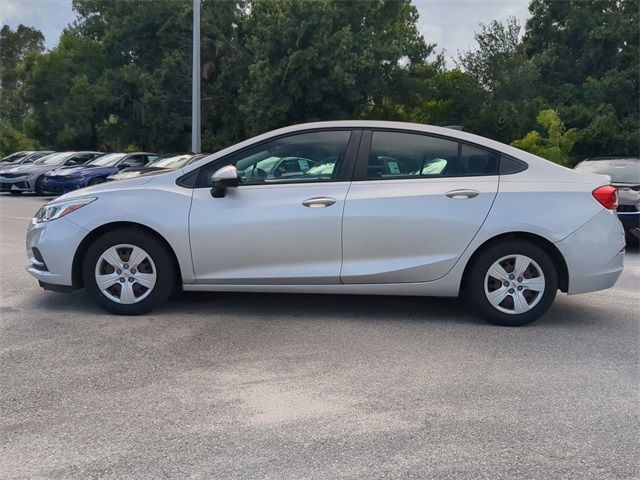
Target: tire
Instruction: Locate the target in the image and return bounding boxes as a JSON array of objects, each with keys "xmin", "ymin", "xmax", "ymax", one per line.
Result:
[
  {"xmin": 88, "ymin": 177, "xmax": 106, "ymax": 186},
  {"xmin": 466, "ymin": 240, "xmax": 558, "ymax": 326},
  {"xmin": 82, "ymin": 228, "xmax": 175, "ymax": 315},
  {"xmin": 34, "ymin": 176, "xmax": 45, "ymax": 195}
]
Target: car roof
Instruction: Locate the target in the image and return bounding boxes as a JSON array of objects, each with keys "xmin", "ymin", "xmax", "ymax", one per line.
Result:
[
  {"xmin": 206, "ymin": 120, "xmax": 537, "ymax": 157},
  {"xmin": 182, "ymin": 120, "xmax": 548, "ymax": 170},
  {"xmin": 22, "ymin": 150, "xmax": 54, "ymax": 158},
  {"xmin": 95, "ymin": 152, "xmax": 155, "ymax": 156}
]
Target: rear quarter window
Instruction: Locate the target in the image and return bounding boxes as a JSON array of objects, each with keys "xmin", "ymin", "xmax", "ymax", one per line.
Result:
[{"xmin": 499, "ymin": 154, "xmax": 528, "ymax": 175}]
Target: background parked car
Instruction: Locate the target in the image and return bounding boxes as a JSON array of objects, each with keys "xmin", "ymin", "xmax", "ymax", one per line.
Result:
[
  {"xmin": 41, "ymin": 152, "xmax": 159, "ymax": 195},
  {"xmin": 1, "ymin": 151, "xmax": 34, "ymax": 164},
  {"xmin": 0, "ymin": 151, "xmax": 101, "ymax": 195},
  {"xmin": 3, "ymin": 151, "xmax": 56, "ymax": 166},
  {"xmin": 106, "ymin": 153, "xmax": 208, "ymax": 181},
  {"xmin": 574, "ymin": 157, "xmax": 640, "ymax": 242},
  {"xmin": 0, "ymin": 151, "xmax": 33, "ymax": 163}
]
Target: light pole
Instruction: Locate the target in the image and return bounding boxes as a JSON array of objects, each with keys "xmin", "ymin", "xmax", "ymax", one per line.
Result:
[{"xmin": 191, "ymin": 0, "xmax": 201, "ymax": 153}]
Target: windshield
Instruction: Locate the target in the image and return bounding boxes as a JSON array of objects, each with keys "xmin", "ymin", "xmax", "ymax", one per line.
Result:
[
  {"xmin": 151, "ymin": 154, "xmax": 193, "ymax": 169},
  {"xmin": 87, "ymin": 153, "xmax": 126, "ymax": 166},
  {"xmin": 35, "ymin": 152, "xmax": 75, "ymax": 165},
  {"xmin": 576, "ymin": 159, "xmax": 640, "ymax": 184},
  {"xmin": 2, "ymin": 151, "xmax": 31, "ymax": 163},
  {"xmin": 23, "ymin": 151, "xmax": 52, "ymax": 164}
]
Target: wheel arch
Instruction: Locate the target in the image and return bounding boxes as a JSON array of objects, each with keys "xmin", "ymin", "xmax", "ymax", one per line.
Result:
[
  {"xmin": 71, "ymin": 221, "xmax": 182, "ymax": 289},
  {"xmin": 461, "ymin": 231, "xmax": 569, "ymax": 293}
]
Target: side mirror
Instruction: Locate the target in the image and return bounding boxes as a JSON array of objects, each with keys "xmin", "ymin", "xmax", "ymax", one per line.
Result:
[{"xmin": 210, "ymin": 165, "xmax": 240, "ymax": 198}]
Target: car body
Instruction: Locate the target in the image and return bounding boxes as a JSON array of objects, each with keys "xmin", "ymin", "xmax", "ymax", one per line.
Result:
[
  {"xmin": 106, "ymin": 153, "xmax": 207, "ymax": 181},
  {"xmin": 41, "ymin": 152, "xmax": 159, "ymax": 195},
  {"xmin": 575, "ymin": 157, "xmax": 639, "ymax": 241},
  {"xmin": 0, "ymin": 151, "xmax": 101, "ymax": 194},
  {"xmin": 26, "ymin": 121, "xmax": 625, "ymax": 325}
]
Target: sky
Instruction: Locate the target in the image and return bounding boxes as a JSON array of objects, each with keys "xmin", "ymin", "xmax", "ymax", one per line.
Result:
[{"xmin": 1, "ymin": 0, "xmax": 531, "ymax": 65}]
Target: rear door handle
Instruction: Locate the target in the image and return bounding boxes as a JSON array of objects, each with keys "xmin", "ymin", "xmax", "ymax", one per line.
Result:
[
  {"xmin": 445, "ymin": 189, "xmax": 480, "ymax": 199},
  {"xmin": 302, "ymin": 197, "xmax": 336, "ymax": 208}
]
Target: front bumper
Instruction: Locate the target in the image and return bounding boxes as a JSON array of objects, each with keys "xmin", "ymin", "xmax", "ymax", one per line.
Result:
[
  {"xmin": 41, "ymin": 178, "xmax": 86, "ymax": 195},
  {"xmin": 0, "ymin": 177, "xmax": 34, "ymax": 192},
  {"xmin": 26, "ymin": 216, "xmax": 88, "ymax": 287},
  {"xmin": 617, "ymin": 211, "xmax": 640, "ymax": 240},
  {"xmin": 555, "ymin": 209, "xmax": 625, "ymax": 295}
]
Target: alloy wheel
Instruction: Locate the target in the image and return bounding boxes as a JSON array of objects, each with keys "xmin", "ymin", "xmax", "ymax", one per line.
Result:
[
  {"xmin": 484, "ymin": 254, "xmax": 545, "ymax": 315},
  {"xmin": 94, "ymin": 244, "xmax": 157, "ymax": 304}
]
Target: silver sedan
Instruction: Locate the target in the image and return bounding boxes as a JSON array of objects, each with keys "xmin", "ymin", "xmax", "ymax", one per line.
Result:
[{"xmin": 25, "ymin": 121, "xmax": 624, "ymax": 326}]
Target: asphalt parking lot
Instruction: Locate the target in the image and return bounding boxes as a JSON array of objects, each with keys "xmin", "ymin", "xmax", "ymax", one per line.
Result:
[{"xmin": 1, "ymin": 193, "xmax": 638, "ymax": 480}]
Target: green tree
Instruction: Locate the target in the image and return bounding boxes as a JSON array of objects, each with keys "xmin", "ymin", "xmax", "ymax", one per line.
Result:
[
  {"xmin": 21, "ymin": 0, "xmax": 242, "ymax": 152},
  {"xmin": 237, "ymin": 0, "xmax": 432, "ymax": 136},
  {"xmin": 523, "ymin": 0, "xmax": 639, "ymax": 157},
  {"xmin": 21, "ymin": 32, "xmax": 109, "ymax": 149},
  {"xmin": 7, "ymin": 0, "xmax": 638, "ymax": 159},
  {"xmin": 457, "ymin": 17, "xmax": 542, "ymax": 142},
  {"xmin": 0, "ymin": 24, "xmax": 44, "ymax": 127},
  {"xmin": 511, "ymin": 109, "xmax": 579, "ymax": 165},
  {"xmin": 0, "ymin": 121, "xmax": 38, "ymax": 156}
]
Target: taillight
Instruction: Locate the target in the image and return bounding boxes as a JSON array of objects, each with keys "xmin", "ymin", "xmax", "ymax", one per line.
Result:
[{"xmin": 592, "ymin": 185, "xmax": 618, "ymax": 210}]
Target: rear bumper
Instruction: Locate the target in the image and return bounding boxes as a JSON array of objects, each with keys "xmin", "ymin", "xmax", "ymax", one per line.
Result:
[{"xmin": 556, "ymin": 209, "xmax": 625, "ymax": 295}]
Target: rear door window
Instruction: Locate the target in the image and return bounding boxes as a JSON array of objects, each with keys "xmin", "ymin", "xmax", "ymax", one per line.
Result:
[
  {"xmin": 361, "ymin": 132, "xmax": 456, "ymax": 178},
  {"xmin": 359, "ymin": 131, "xmax": 499, "ymax": 179},
  {"xmin": 459, "ymin": 144, "xmax": 498, "ymax": 176}
]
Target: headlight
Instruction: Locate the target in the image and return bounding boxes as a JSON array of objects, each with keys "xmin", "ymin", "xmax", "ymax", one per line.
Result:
[{"xmin": 33, "ymin": 197, "xmax": 97, "ymax": 223}]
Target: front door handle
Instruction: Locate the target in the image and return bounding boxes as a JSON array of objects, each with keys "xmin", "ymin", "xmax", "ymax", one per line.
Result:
[
  {"xmin": 302, "ymin": 197, "xmax": 336, "ymax": 208},
  {"xmin": 445, "ymin": 189, "xmax": 480, "ymax": 199}
]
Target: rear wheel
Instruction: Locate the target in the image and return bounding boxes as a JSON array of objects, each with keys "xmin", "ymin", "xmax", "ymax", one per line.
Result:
[
  {"xmin": 82, "ymin": 228, "xmax": 175, "ymax": 315},
  {"xmin": 467, "ymin": 240, "xmax": 558, "ymax": 326}
]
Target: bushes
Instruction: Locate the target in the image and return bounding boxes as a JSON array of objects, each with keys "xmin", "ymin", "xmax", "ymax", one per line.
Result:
[{"xmin": 0, "ymin": 121, "xmax": 38, "ymax": 156}]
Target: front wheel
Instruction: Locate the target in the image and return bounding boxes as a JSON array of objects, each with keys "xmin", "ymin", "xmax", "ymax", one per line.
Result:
[
  {"xmin": 34, "ymin": 176, "xmax": 45, "ymax": 195},
  {"xmin": 82, "ymin": 228, "xmax": 175, "ymax": 315},
  {"xmin": 88, "ymin": 177, "xmax": 106, "ymax": 186},
  {"xmin": 466, "ymin": 240, "xmax": 558, "ymax": 326}
]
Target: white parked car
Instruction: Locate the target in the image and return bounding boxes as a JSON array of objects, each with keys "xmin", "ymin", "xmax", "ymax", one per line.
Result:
[{"xmin": 26, "ymin": 121, "xmax": 624, "ymax": 326}]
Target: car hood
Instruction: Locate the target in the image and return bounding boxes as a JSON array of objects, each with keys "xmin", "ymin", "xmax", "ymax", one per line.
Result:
[
  {"xmin": 47, "ymin": 165, "xmax": 116, "ymax": 178},
  {"xmin": 109, "ymin": 166, "xmax": 169, "ymax": 179},
  {"xmin": 0, "ymin": 163, "xmax": 34, "ymax": 174},
  {"xmin": 0, "ymin": 164, "xmax": 60, "ymax": 176},
  {"xmin": 55, "ymin": 175, "xmax": 158, "ymax": 201}
]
